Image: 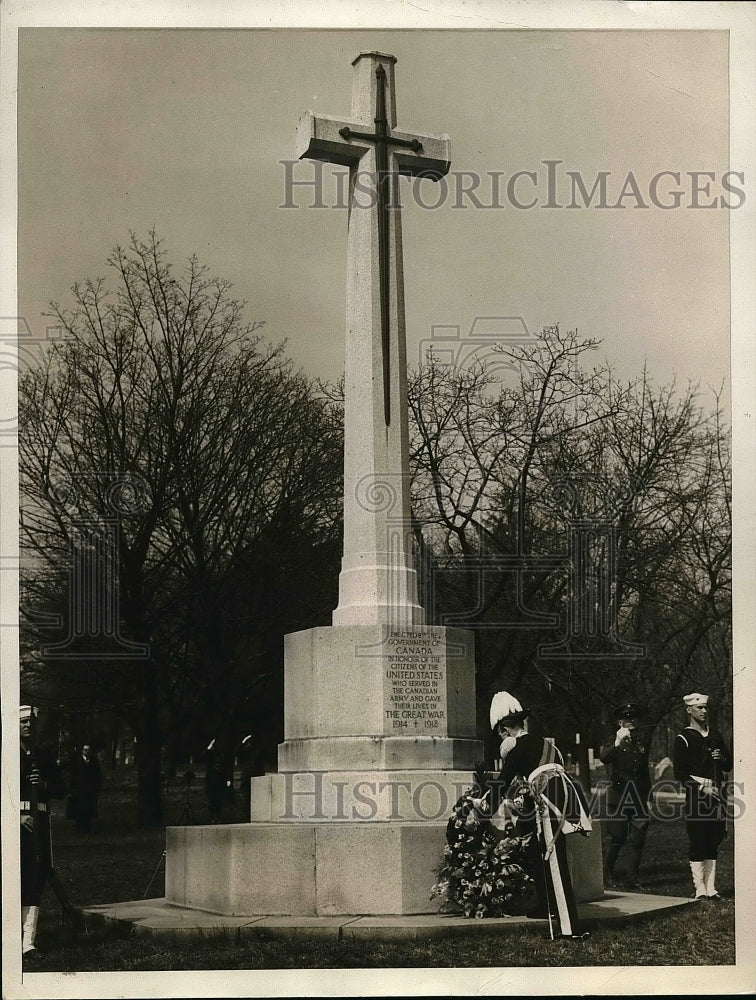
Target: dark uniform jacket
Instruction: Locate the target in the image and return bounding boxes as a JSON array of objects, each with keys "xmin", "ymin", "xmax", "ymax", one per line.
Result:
[
  {"xmin": 673, "ymin": 726, "xmax": 732, "ymax": 818},
  {"xmin": 487, "ymin": 733, "xmax": 564, "ymax": 822},
  {"xmin": 68, "ymin": 753, "xmax": 103, "ymax": 820},
  {"xmin": 485, "ymin": 732, "xmax": 591, "ymax": 839},
  {"xmin": 600, "ymin": 732, "xmax": 652, "ymax": 806},
  {"xmin": 21, "ymin": 743, "xmax": 66, "ymax": 903},
  {"xmin": 21, "ymin": 744, "xmax": 66, "ymax": 819}
]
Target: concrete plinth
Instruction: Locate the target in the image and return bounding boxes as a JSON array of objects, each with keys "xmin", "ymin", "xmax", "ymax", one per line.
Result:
[
  {"xmin": 249, "ymin": 770, "xmax": 477, "ymax": 823},
  {"xmin": 166, "ymin": 611, "xmax": 604, "ymax": 916},
  {"xmin": 166, "ymin": 821, "xmax": 449, "ymax": 916},
  {"xmin": 83, "ymin": 888, "xmax": 696, "ymax": 941},
  {"xmin": 281, "ymin": 624, "xmax": 479, "ymax": 772},
  {"xmin": 276, "ymin": 736, "xmax": 481, "ymax": 772},
  {"xmin": 165, "ymin": 819, "xmax": 602, "ymax": 916},
  {"xmin": 566, "ymin": 824, "xmax": 604, "ymax": 902},
  {"xmin": 167, "ymin": 620, "xmax": 487, "ymax": 917}
]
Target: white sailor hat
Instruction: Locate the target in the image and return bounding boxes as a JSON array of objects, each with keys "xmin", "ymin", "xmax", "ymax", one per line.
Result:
[
  {"xmin": 683, "ymin": 692, "xmax": 709, "ymax": 707},
  {"xmin": 489, "ymin": 691, "xmax": 529, "ymax": 729},
  {"xmin": 19, "ymin": 705, "xmax": 38, "ymax": 720}
]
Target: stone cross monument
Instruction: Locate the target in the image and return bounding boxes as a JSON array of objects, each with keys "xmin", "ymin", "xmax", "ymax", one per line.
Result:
[
  {"xmin": 166, "ymin": 53, "xmax": 482, "ymax": 915},
  {"xmin": 164, "ymin": 54, "xmax": 600, "ymax": 916},
  {"xmin": 297, "ymin": 51, "xmax": 450, "ymax": 628}
]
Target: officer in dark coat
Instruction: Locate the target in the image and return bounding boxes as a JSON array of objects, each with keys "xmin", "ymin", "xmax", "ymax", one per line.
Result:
[
  {"xmin": 673, "ymin": 692, "xmax": 732, "ymax": 900},
  {"xmin": 599, "ymin": 703, "xmax": 652, "ymax": 890},
  {"xmin": 238, "ymin": 734, "xmax": 264, "ymax": 817},
  {"xmin": 20, "ymin": 705, "xmax": 66, "ymax": 956}
]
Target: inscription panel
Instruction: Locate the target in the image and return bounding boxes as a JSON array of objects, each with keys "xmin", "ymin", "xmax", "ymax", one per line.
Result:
[{"xmin": 383, "ymin": 629, "xmax": 447, "ymax": 735}]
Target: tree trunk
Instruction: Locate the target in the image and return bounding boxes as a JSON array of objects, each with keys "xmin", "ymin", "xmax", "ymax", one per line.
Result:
[
  {"xmin": 575, "ymin": 735, "xmax": 592, "ymax": 794},
  {"xmin": 136, "ymin": 735, "xmax": 164, "ymax": 828},
  {"xmin": 135, "ymin": 703, "xmax": 164, "ymax": 827}
]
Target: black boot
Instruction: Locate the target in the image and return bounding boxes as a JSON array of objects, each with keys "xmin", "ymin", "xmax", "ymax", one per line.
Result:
[
  {"xmin": 624, "ymin": 844, "xmax": 646, "ymax": 891},
  {"xmin": 604, "ymin": 844, "xmax": 621, "ymax": 888}
]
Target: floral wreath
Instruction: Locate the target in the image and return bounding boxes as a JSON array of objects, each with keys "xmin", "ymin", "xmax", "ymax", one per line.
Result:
[{"xmin": 430, "ymin": 783, "xmax": 535, "ymax": 918}]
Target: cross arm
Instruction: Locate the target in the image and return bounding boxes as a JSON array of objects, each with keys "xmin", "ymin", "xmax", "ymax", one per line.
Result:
[
  {"xmin": 297, "ymin": 111, "xmax": 451, "ymax": 181},
  {"xmin": 389, "ymin": 128, "xmax": 450, "ymax": 181},
  {"xmin": 297, "ymin": 111, "xmax": 368, "ymax": 168}
]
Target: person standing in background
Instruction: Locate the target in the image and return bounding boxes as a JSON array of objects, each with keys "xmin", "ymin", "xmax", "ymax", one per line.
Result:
[
  {"xmin": 20, "ymin": 705, "xmax": 66, "ymax": 957},
  {"xmin": 67, "ymin": 743, "xmax": 103, "ymax": 833},
  {"xmin": 204, "ymin": 738, "xmax": 234, "ymax": 823},
  {"xmin": 600, "ymin": 703, "xmax": 653, "ymax": 891},
  {"xmin": 673, "ymin": 692, "xmax": 732, "ymax": 901},
  {"xmin": 238, "ymin": 734, "xmax": 260, "ymax": 817}
]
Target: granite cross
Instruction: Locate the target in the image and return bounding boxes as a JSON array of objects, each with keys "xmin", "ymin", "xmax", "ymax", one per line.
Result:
[
  {"xmin": 298, "ymin": 52, "xmax": 450, "ymax": 424},
  {"xmin": 297, "ymin": 52, "xmax": 450, "ymax": 627}
]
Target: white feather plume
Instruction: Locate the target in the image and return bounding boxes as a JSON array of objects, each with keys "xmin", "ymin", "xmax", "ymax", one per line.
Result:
[{"xmin": 489, "ymin": 691, "xmax": 523, "ymax": 729}]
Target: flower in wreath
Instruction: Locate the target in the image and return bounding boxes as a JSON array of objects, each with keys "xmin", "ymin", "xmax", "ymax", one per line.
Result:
[{"xmin": 431, "ymin": 790, "xmax": 536, "ymax": 918}]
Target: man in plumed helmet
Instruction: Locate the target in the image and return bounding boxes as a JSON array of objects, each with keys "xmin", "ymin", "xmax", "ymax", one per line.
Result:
[
  {"xmin": 673, "ymin": 692, "xmax": 732, "ymax": 901},
  {"xmin": 482, "ymin": 691, "xmax": 592, "ymax": 940},
  {"xmin": 599, "ymin": 703, "xmax": 652, "ymax": 891}
]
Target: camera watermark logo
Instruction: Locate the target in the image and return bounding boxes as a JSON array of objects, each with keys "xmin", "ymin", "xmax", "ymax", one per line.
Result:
[
  {"xmin": 29, "ymin": 473, "xmax": 151, "ymax": 659},
  {"xmin": 280, "ymin": 160, "xmax": 746, "ymax": 212},
  {"xmin": 415, "ymin": 476, "xmax": 646, "ymax": 660},
  {"xmin": 419, "ymin": 316, "xmax": 535, "ymax": 375},
  {"xmin": 276, "ymin": 773, "xmax": 745, "ymax": 824},
  {"xmin": 407, "ymin": 317, "xmax": 646, "ymax": 658},
  {"xmin": 538, "ymin": 478, "xmax": 644, "ymax": 659}
]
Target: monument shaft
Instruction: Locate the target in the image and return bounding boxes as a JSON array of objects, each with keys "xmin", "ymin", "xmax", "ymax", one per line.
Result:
[{"xmin": 297, "ymin": 52, "xmax": 451, "ymax": 627}]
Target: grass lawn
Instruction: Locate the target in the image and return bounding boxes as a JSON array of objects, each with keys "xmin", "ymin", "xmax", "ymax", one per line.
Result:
[{"xmin": 23, "ymin": 768, "xmax": 735, "ymax": 972}]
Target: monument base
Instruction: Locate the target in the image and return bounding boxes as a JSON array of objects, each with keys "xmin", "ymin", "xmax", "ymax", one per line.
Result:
[
  {"xmin": 249, "ymin": 769, "xmax": 479, "ymax": 823},
  {"xmin": 165, "ymin": 820, "xmax": 603, "ymax": 916},
  {"xmin": 166, "ymin": 821, "xmax": 446, "ymax": 916},
  {"xmin": 165, "ymin": 613, "xmax": 603, "ymax": 915}
]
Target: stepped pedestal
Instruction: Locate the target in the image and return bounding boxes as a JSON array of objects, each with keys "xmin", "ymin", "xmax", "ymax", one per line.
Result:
[
  {"xmin": 167, "ymin": 624, "xmax": 485, "ymax": 915},
  {"xmin": 165, "ymin": 624, "xmax": 603, "ymax": 915}
]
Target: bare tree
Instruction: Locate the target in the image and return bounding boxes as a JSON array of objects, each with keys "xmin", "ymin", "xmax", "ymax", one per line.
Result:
[
  {"xmin": 20, "ymin": 232, "xmax": 342, "ymax": 825},
  {"xmin": 409, "ymin": 327, "xmax": 731, "ymax": 781}
]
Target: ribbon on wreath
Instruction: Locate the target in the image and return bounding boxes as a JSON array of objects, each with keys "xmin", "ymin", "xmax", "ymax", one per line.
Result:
[{"xmin": 528, "ymin": 763, "xmax": 593, "ymax": 860}]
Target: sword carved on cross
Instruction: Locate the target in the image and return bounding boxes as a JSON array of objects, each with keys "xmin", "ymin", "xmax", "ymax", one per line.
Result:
[{"xmin": 297, "ymin": 54, "xmax": 451, "ymax": 425}]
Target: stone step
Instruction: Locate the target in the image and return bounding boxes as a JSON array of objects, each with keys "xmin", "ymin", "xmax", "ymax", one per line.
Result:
[{"xmin": 81, "ymin": 891, "xmax": 695, "ymax": 940}]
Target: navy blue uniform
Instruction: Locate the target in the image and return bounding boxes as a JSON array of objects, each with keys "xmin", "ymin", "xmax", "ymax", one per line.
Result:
[
  {"xmin": 673, "ymin": 727, "xmax": 732, "ymax": 861},
  {"xmin": 21, "ymin": 745, "xmax": 66, "ymax": 906},
  {"xmin": 600, "ymin": 731, "xmax": 651, "ymax": 884}
]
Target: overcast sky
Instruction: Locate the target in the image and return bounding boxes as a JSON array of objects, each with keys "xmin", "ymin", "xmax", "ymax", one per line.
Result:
[{"xmin": 18, "ymin": 27, "xmax": 731, "ymax": 404}]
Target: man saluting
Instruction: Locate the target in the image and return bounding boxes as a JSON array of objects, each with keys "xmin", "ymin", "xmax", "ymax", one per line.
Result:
[{"xmin": 600, "ymin": 703, "xmax": 652, "ymax": 891}]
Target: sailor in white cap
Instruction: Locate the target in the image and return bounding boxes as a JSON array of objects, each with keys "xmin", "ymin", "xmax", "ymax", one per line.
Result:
[
  {"xmin": 486, "ymin": 691, "xmax": 592, "ymax": 940},
  {"xmin": 19, "ymin": 705, "xmax": 66, "ymax": 957},
  {"xmin": 673, "ymin": 693, "xmax": 732, "ymax": 900}
]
